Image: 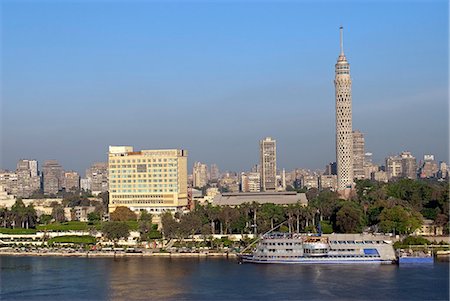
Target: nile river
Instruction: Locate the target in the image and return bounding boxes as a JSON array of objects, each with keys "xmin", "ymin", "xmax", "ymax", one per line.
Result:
[{"xmin": 0, "ymin": 256, "xmax": 448, "ymax": 300}]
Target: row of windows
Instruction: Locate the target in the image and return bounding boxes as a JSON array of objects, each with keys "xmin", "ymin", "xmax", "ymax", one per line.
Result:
[
  {"xmin": 110, "ymin": 174, "xmax": 178, "ymax": 179},
  {"xmin": 110, "ymin": 158, "xmax": 176, "ymax": 163},
  {"xmin": 111, "ymin": 184, "xmax": 177, "ymax": 188},
  {"xmin": 111, "ymin": 179, "xmax": 177, "ymax": 183},
  {"xmin": 112, "ymin": 194, "xmax": 165, "ymax": 198},
  {"xmin": 112, "ymin": 200, "xmax": 166, "ymax": 204},
  {"xmin": 111, "ymin": 169, "xmax": 177, "ymax": 173},
  {"xmin": 110, "ymin": 164, "xmax": 178, "ymax": 168},
  {"xmin": 111, "ymin": 189, "xmax": 175, "ymax": 193},
  {"xmin": 330, "ymin": 240, "xmax": 384, "ymax": 245}
]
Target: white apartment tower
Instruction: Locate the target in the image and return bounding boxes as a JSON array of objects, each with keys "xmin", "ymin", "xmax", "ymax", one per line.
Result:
[
  {"xmin": 260, "ymin": 137, "xmax": 277, "ymax": 191},
  {"xmin": 335, "ymin": 27, "xmax": 354, "ymax": 190}
]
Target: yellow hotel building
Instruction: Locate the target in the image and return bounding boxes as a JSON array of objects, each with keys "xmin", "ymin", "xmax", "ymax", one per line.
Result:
[{"xmin": 108, "ymin": 146, "xmax": 188, "ymax": 214}]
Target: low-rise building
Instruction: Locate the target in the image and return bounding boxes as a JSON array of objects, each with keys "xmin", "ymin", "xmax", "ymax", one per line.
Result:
[{"xmin": 212, "ymin": 191, "xmax": 308, "ymax": 207}]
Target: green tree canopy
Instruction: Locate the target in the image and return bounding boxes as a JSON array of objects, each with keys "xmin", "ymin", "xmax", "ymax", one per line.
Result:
[
  {"xmin": 102, "ymin": 221, "xmax": 130, "ymax": 241},
  {"xmin": 379, "ymin": 205, "xmax": 422, "ymax": 234}
]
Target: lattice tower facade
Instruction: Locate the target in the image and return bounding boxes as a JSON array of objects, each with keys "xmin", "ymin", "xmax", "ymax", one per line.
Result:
[{"xmin": 334, "ymin": 27, "xmax": 354, "ymax": 190}]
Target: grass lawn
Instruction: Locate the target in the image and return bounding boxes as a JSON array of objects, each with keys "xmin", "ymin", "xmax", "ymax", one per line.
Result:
[
  {"xmin": 0, "ymin": 228, "xmax": 37, "ymax": 234},
  {"xmin": 37, "ymin": 221, "xmax": 102, "ymax": 231},
  {"xmin": 48, "ymin": 235, "xmax": 97, "ymax": 244}
]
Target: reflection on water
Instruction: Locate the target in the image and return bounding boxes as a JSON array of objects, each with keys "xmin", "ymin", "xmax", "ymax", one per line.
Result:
[
  {"xmin": 108, "ymin": 257, "xmax": 197, "ymax": 300},
  {"xmin": 0, "ymin": 256, "xmax": 449, "ymax": 301}
]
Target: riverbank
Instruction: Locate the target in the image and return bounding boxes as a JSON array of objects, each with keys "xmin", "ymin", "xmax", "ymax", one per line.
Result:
[{"xmin": 0, "ymin": 250, "xmax": 237, "ymax": 258}]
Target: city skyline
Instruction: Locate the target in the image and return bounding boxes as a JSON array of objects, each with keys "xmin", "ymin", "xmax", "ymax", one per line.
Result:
[{"xmin": 1, "ymin": 1, "xmax": 448, "ymax": 174}]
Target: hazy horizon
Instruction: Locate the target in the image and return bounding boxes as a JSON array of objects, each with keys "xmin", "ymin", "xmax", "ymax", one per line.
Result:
[{"xmin": 1, "ymin": 1, "xmax": 448, "ymax": 175}]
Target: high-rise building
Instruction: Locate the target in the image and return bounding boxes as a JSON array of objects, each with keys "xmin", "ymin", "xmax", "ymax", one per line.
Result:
[
  {"xmin": 108, "ymin": 146, "xmax": 188, "ymax": 214},
  {"xmin": 260, "ymin": 137, "xmax": 277, "ymax": 191},
  {"xmin": 64, "ymin": 171, "xmax": 80, "ymax": 191},
  {"xmin": 438, "ymin": 161, "xmax": 448, "ymax": 179},
  {"xmin": 86, "ymin": 162, "xmax": 108, "ymax": 195},
  {"xmin": 324, "ymin": 162, "xmax": 337, "ymax": 176},
  {"xmin": 352, "ymin": 130, "xmax": 365, "ymax": 180},
  {"xmin": 193, "ymin": 162, "xmax": 208, "ymax": 188},
  {"xmin": 386, "ymin": 155, "xmax": 403, "ymax": 180},
  {"xmin": 210, "ymin": 164, "xmax": 220, "ymax": 181},
  {"xmin": 16, "ymin": 159, "xmax": 41, "ymax": 198},
  {"xmin": 335, "ymin": 27, "xmax": 354, "ymax": 190},
  {"xmin": 43, "ymin": 160, "xmax": 64, "ymax": 195},
  {"xmin": 319, "ymin": 174, "xmax": 338, "ymax": 191},
  {"xmin": 400, "ymin": 151, "xmax": 417, "ymax": 179},
  {"xmin": 0, "ymin": 170, "xmax": 18, "ymax": 196},
  {"xmin": 241, "ymin": 172, "xmax": 261, "ymax": 192},
  {"xmin": 419, "ymin": 155, "xmax": 439, "ymax": 178}
]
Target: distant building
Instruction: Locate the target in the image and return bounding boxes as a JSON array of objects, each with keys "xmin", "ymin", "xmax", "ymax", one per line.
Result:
[
  {"xmin": 324, "ymin": 162, "xmax": 337, "ymax": 176},
  {"xmin": 210, "ymin": 164, "xmax": 220, "ymax": 181},
  {"xmin": 260, "ymin": 137, "xmax": 277, "ymax": 191},
  {"xmin": 108, "ymin": 146, "xmax": 188, "ymax": 214},
  {"xmin": 372, "ymin": 170, "xmax": 388, "ymax": 183},
  {"xmin": 64, "ymin": 171, "xmax": 80, "ymax": 191},
  {"xmin": 219, "ymin": 172, "xmax": 239, "ymax": 193},
  {"xmin": 386, "ymin": 155, "xmax": 403, "ymax": 180},
  {"xmin": 86, "ymin": 162, "xmax": 108, "ymax": 195},
  {"xmin": 43, "ymin": 160, "xmax": 64, "ymax": 195},
  {"xmin": 193, "ymin": 162, "xmax": 208, "ymax": 188},
  {"xmin": 419, "ymin": 155, "xmax": 439, "ymax": 179},
  {"xmin": 16, "ymin": 159, "xmax": 41, "ymax": 198},
  {"xmin": 438, "ymin": 162, "xmax": 448, "ymax": 179},
  {"xmin": 212, "ymin": 191, "xmax": 308, "ymax": 207},
  {"xmin": 400, "ymin": 151, "xmax": 417, "ymax": 179},
  {"xmin": 352, "ymin": 130, "xmax": 365, "ymax": 180},
  {"xmin": 241, "ymin": 172, "xmax": 261, "ymax": 193},
  {"xmin": 319, "ymin": 175, "xmax": 337, "ymax": 191},
  {"xmin": 80, "ymin": 178, "xmax": 91, "ymax": 191},
  {"xmin": 0, "ymin": 171, "xmax": 18, "ymax": 195},
  {"xmin": 65, "ymin": 206, "xmax": 96, "ymax": 222},
  {"xmin": 302, "ymin": 175, "xmax": 319, "ymax": 189}
]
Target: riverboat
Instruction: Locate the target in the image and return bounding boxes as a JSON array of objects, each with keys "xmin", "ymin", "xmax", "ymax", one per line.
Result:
[
  {"xmin": 397, "ymin": 249, "xmax": 434, "ymax": 264},
  {"xmin": 239, "ymin": 233, "xmax": 396, "ymax": 264}
]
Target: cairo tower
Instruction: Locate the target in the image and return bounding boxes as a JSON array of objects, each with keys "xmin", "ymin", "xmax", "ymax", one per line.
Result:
[{"xmin": 335, "ymin": 27, "xmax": 354, "ymax": 190}]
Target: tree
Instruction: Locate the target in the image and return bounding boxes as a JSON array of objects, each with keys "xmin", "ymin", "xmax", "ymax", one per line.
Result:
[
  {"xmin": 335, "ymin": 202, "xmax": 364, "ymax": 233},
  {"xmin": 161, "ymin": 212, "xmax": 178, "ymax": 239},
  {"xmin": 110, "ymin": 206, "xmax": 137, "ymax": 221},
  {"xmin": 138, "ymin": 211, "xmax": 153, "ymax": 241},
  {"xmin": 379, "ymin": 206, "xmax": 422, "ymax": 234},
  {"xmin": 39, "ymin": 214, "xmax": 53, "ymax": 225},
  {"xmin": 260, "ymin": 203, "xmax": 284, "ymax": 230},
  {"xmin": 0, "ymin": 207, "xmax": 12, "ymax": 228},
  {"xmin": 88, "ymin": 212, "xmax": 101, "ymax": 222},
  {"xmin": 51, "ymin": 203, "xmax": 66, "ymax": 223},
  {"xmin": 179, "ymin": 212, "xmax": 202, "ymax": 237},
  {"xmin": 11, "ymin": 199, "xmax": 37, "ymax": 229},
  {"xmin": 102, "ymin": 222, "xmax": 130, "ymax": 242},
  {"xmin": 218, "ymin": 206, "xmax": 240, "ymax": 234}
]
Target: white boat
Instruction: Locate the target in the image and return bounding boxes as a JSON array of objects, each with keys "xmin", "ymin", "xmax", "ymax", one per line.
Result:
[{"xmin": 239, "ymin": 233, "xmax": 396, "ymax": 264}]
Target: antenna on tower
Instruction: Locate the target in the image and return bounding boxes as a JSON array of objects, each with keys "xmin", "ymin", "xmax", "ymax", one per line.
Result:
[{"xmin": 340, "ymin": 26, "xmax": 344, "ymax": 55}]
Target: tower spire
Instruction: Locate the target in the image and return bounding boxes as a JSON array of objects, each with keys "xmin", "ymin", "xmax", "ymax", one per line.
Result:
[{"xmin": 340, "ymin": 26, "xmax": 344, "ymax": 55}]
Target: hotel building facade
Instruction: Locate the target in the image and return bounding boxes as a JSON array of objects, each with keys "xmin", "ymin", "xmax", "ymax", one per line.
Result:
[{"xmin": 108, "ymin": 146, "xmax": 188, "ymax": 214}]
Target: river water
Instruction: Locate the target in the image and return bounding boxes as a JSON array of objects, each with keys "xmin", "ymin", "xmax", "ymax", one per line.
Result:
[{"xmin": 0, "ymin": 256, "xmax": 448, "ymax": 300}]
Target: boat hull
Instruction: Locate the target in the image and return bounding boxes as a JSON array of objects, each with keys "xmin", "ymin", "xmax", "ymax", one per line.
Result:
[
  {"xmin": 398, "ymin": 257, "xmax": 434, "ymax": 264},
  {"xmin": 239, "ymin": 255, "xmax": 394, "ymax": 265}
]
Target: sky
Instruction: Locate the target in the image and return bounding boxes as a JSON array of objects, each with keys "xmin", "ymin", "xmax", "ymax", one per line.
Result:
[{"xmin": 1, "ymin": 0, "xmax": 448, "ymax": 175}]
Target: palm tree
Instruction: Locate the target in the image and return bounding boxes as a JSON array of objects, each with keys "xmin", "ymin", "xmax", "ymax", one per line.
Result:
[
  {"xmin": 249, "ymin": 202, "xmax": 259, "ymax": 234},
  {"xmin": 285, "ymin": 204, "xmax": 296, "ymax": 233}
]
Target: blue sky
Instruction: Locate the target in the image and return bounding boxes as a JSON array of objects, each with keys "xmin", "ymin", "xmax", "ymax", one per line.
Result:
[{"xmin": 1, "ymin": 0, "xmax": 448, "ymax": 175}]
